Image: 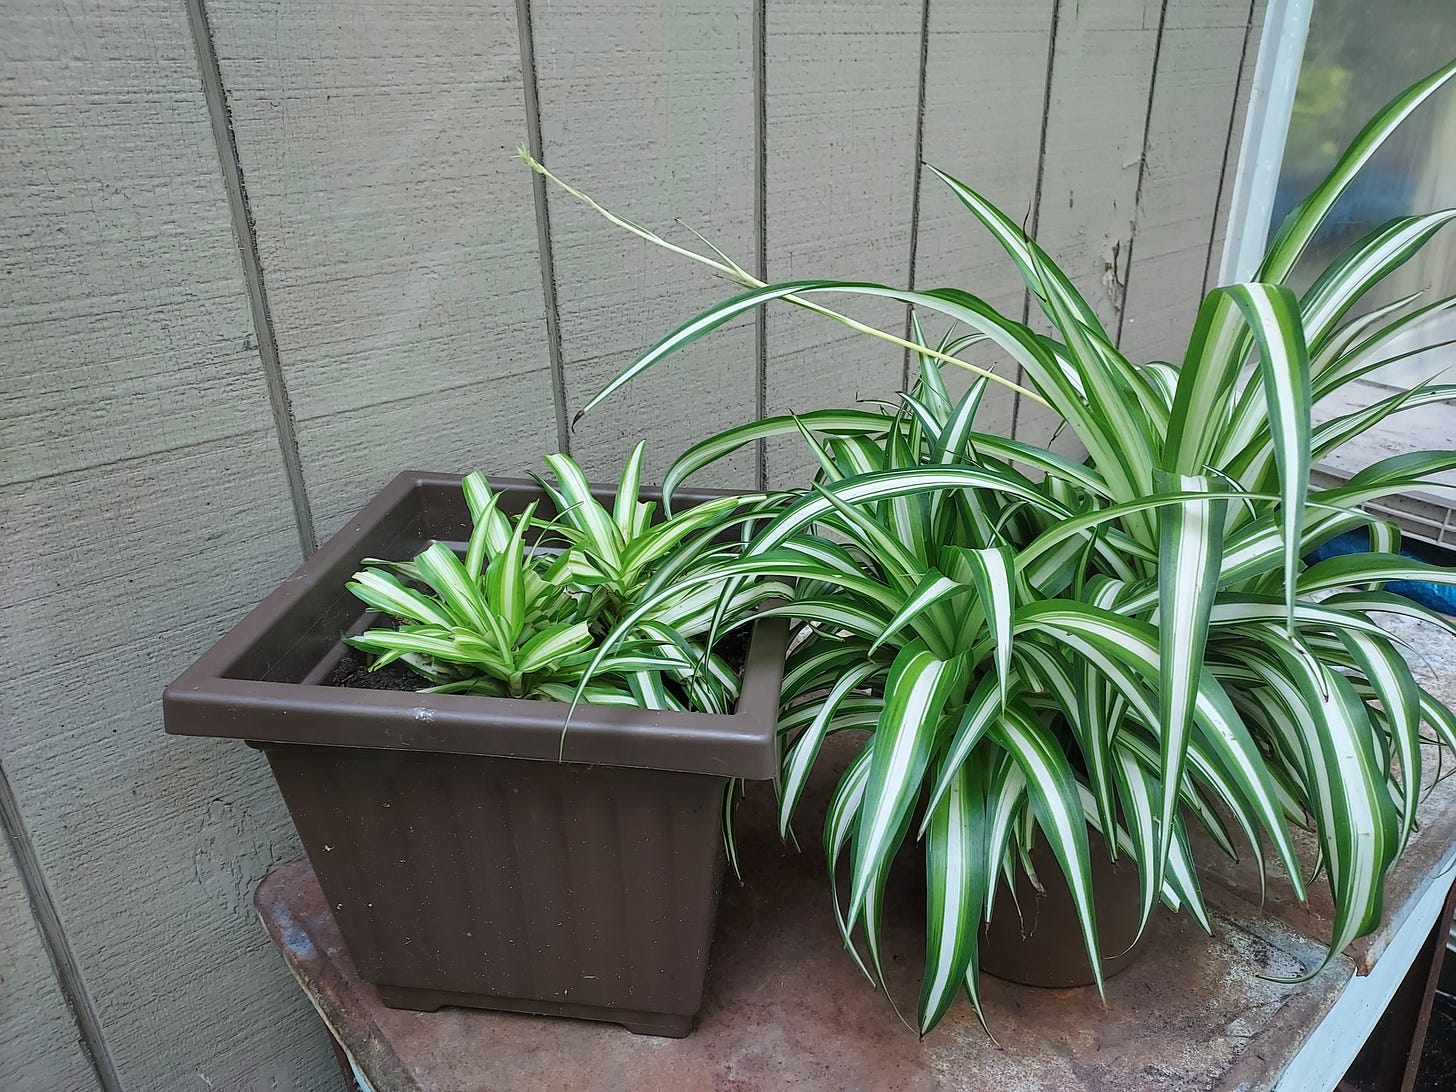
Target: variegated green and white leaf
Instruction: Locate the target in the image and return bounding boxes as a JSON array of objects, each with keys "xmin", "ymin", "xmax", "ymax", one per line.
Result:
[{"xmin": 849, "ymin": 643, "xmax": 966, "ymax": 926}]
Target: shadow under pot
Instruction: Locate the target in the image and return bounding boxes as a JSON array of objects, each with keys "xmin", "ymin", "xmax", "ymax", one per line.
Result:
[{"xmin": 980, "ymin": 832, "xmax": 1149, "ymax": 989}]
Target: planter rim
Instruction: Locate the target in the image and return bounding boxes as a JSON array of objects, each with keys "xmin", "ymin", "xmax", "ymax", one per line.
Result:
[{"xmin": 164, "ymin": 470, "xmax": 788, "ymax": 780}]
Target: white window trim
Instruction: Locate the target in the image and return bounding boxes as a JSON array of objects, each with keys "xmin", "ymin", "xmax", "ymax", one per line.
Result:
[
  {"xmin": 1219, "ymin": 1, "xmax": 1456, "ymax": 542},
  {"xmin": 1217, "ymin": 0, "xmax": 1315, "ymax": 286}
]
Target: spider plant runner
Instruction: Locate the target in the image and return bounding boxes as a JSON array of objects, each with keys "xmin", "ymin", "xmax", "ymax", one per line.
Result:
[{"xmin": 545, "ymin": 60, "xmax": 1456, "ymax": 1034}]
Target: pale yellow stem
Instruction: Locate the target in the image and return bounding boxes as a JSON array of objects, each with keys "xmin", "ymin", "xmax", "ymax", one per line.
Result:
[{"xmin": 517, "ymin": 148, "xmax": 1049, "ymax": 408}]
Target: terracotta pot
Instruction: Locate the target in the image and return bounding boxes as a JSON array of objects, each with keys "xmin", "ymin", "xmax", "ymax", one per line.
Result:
[
  {"xmin": 980, "ymin": 832, "xmax": 1149, "ymax": 988},
  {"xmin": 165, "ymin": 472, "xmax": 788, "ymax": 1037}
]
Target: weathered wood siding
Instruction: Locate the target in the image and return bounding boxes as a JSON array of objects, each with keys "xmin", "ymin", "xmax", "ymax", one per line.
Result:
[
  {"xmin": 913, "ymin": 0, "xmax": 1055, "ymax": 426},
  {"xmin": 1118, "ymin": 0, "xmax": 1264, "ymax": 361},
  {"xmin": 763, "ymin": 0, "xmax": 922, "ymax": 486},
  {"xmin": 1009, "ymin": 0, "xmax": 1164, "ymax": 454},
  {"xmin": 0, "ymin": 1, "xmax": 336, "ymax": 1087},
  {"xmin": 531, "ymin": 0, "xmax": 761, "ymax": 488},
  {"xmin": 0, "ymin": 834, "xmax": 95, "ymax": 1092},
  {"xmin": 205, "ymin": 0, "xmax": 559, "ymax": 539},
  {"xmin": 0, "ymin": 0, "xmax": 1266, "ymax": 1085},
  {"xmin": 1206, "ymin": 0, "xmax": 1270, "ymax": 295},
  {"xmin": 1012, "ymin": 0, "xmax": 1263, "ymax": 453}
]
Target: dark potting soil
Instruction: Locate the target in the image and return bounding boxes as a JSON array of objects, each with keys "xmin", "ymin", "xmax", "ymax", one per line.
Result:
[{"xmin": 325, "ymin": 649, "xmax": 425, "ymax": 692}]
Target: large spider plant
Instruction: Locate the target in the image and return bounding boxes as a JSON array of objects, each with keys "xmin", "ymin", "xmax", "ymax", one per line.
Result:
[{"xmin": 542, "ymin": 60, "xmax": 1456, "ymax": 1033}]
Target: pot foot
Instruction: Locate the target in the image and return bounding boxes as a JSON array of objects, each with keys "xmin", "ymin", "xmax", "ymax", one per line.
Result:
[
  {"xmin": 376, "ymin": 985, "xmax": 446, "ymax": 1012},
  {"xmin": 620, "ymin": 1014, "xmax": 693, "ymax": 1038}
]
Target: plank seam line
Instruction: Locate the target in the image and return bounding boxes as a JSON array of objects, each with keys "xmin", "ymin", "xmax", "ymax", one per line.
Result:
[
  {"xmin": 0, "ymin": 761, "xmax": 124, "ymax": 1092},
  {"xmin": 1204, "ymin": 0, "xmax": 1261, "ymax": 296},
  {"xmin": 516, "ymin": 0, "xmax": 571, "ymax": 456},
  {"xmin": 1014, "ymin": 0, "xmax": 1063, "ymax": 440},
  {"xmin": 901, "ymin": 0, "xmax": 933, "ymax": 393},
  {"xmin": 187, "ymin": 0, "xmax": 317, "ymax": 556},
  {"xmin": 753, "ymin": 0, "xmax": 769, "ymax": 489},
  {"xmin": 1114, "ymin": 0, "xmax": 1172, "ymax": 350}
]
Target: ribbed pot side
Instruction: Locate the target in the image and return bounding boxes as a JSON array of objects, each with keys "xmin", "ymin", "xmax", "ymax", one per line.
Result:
[{"xmin": 265, "ymin": 744, "xmax": 728, "ymax": 1036}]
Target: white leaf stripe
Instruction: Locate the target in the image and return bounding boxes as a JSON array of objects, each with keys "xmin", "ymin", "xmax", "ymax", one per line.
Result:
[
  {"xmin": 1321, "ymin": 591, "xmax": 1456, "ymax": 639},
  {"xmin": 1164, "ymin": 820, "xmax": 1213, "ymax": 934},
  {"xmin": 1249, "ymin": 651, "xmax": 1395, "ymax": 956},
  {"xmin": 613, "ymin": 441, "xmax": 646, "ymax": 536},
  {"xmin": 347, "ymin": 570, "xmax": 455, "ymax": 629},
  {"xmin": 925, "ymin": 163, "xmax": 1105, "ymax": 333},
  {"xmin": 920, "ymin": 672, "xmax": 1008, "ymax": 829},
  {"xmin": 1112, "ymin": 746, "xmax": 1160, "ymax": 933},
  {"xmin": 464, "ymin": 488, "xmax": 502, "ymax": 582},
  {"xmin": 996, "ymin": 708, "xmax": 1105, "ymax": 997},
  {"xmin": 965, "ymin": 547, "xmax": 1016, "ymax": 703},
  {"xmin": 1227, "ymin": 284, "xmax": 1311, "ymax": 633},
  {"xmin": 824, "ymin": 746, "xmax": 876, "ymax": 983},
  {"xmin": 516, "ymin": 621, "xmax": 593, "ymax": 674},
  {"xmin": 919, "ymin": 758, "xmax": 986, "ymax": 1033},
  {"xmin": 1154, "ymin": 471, "xmax": 1225, "ymax": 875},
  {"xmin": 1308, "ymin": 214, "xmax": 1456, "ymax": 341},
  {"xmin": 849, "ymin": 644, "xmax": 963, "ymax": 925},
  {"xmin": 1310, "ymin": 288, "xmax": 1422, "ymax": 366},
  {"xmin": 1316, "ymin": 293, "xmax": 1456, "ymax": 398},
  {"xmin": 482, "ymin": 501, "xmax": 536, "ymax": 639},
  {"xmin": 1301, "ymin": 553, "xmax": 1456, "ymax": 595},
  {"xmin": 1339, "ymin": 629, "xmax": 1422, "ymax": 850},
  {"xmin": 543, "ymin": 453, "xmax": 623, "ymax": 567},
  {"xmin": 780, "ymin": 642, "xmax": 874, "ymax": 703},
  {"xmin": 868, "ymin": 572, "xmax": 964, "ymax": 659},
  {"xmin": 416, "ymin": 542, "xmax": 496, "ymax": 636},
  {"xmin": 462, "ymin": 472, "xmax": 512, "ymax": 555},
  {"xmin": 981, "ymin": 759, "xmax": 1027, "ymax": 922}
]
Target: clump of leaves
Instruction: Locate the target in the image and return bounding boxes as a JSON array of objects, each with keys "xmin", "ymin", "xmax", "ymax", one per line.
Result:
[
  {"xmin": 538, "ymin": 59, "xmax": 1456, "ymax": 1034},
  {"xmin": 346, "ymin": 444, "xmax": 789, "ymax": 712}
]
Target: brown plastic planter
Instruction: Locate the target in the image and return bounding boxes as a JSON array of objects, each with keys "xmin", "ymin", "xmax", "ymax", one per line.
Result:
[
  {"xmin": 164, "ymin": 472, "xmax": 788, "ymax": 1037},
  {"xmin": 980, "ymin": 832, "xmax": 1148, "ymax": 988}
]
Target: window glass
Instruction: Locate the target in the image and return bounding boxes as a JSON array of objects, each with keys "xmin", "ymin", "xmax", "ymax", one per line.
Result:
[{"xmin": 1273, "ymin": 0, "xmax": 1456, "ymax": 388}]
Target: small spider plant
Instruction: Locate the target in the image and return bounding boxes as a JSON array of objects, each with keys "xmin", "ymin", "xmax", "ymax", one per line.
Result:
[
  {"xmin": 346, "ymin": 445, "xmax": 790, "ymax": 712},
  {"xmin": 540, "ymin": 59, "xmax": 1456, "ymax": 1033}
]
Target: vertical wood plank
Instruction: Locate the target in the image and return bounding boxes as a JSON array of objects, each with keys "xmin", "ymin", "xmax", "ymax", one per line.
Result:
[
  {"xmin": 1013, "ymin": 0, "xmax": 1164, "ymax": 453},
  {"xmin": 1118, "ymin": 0, "xmax": 1259, "ymax": 362},
  {"xmin": 0, "ymin": 832, "xmax": 96, "ymax": 1092},
  {"xmin": 532, "ymin": 0, "xmax": 759, "ymax": 488},
  {"xmin": 0, "ymin": 0, "xmax": 336, "ymax": 1087},
  {"xmin": 914, "ymin": 0, "xmax": 1055, "ymax": 433},
  {"xmin": 207, "ymin": 0, "xmax": 559, "ymax": 536},
  {"xmin": 763, "ymin": 0, "xmax": 923, "ymax": 487}
]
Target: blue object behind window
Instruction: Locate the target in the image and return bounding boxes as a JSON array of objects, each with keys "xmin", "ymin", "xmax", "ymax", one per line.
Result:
[{"xmin": 1304, "ymin": 531, "xmax": 1456, "ymax": 615}]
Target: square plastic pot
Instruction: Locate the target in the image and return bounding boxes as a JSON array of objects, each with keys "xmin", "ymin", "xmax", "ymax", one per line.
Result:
[{"xmin": 164, "ymin": 471, "xmax": 788, "ymax": 1037}]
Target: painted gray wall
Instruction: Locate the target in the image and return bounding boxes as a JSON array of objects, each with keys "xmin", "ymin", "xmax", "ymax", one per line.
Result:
[
  {"xmin": 1, "ymin": 829, "xmax": 95, "ymax": 1092},
  {"xmin": 0, "ymin": 0, "xmax": 1262, "ymax": 1087}
]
